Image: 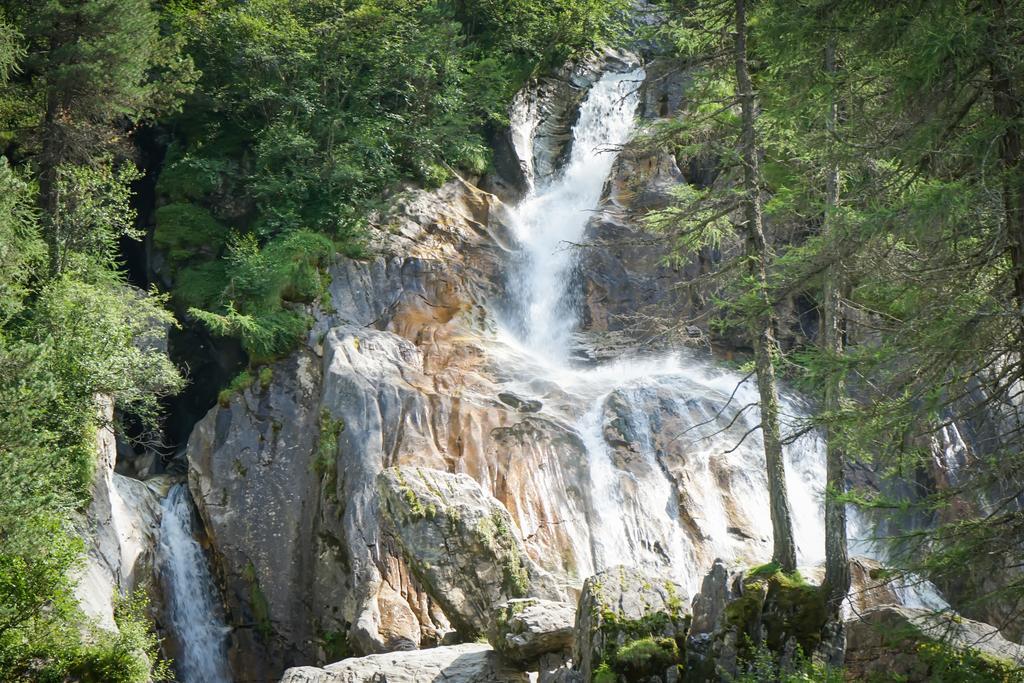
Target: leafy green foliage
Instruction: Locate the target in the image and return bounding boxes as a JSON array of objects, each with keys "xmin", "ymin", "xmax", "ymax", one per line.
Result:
[
  {"xmin": 648, "ymin": 0, "xmax": 1024, "ymax": 631},
  {"xmin": 62, "ymin": 593, "xmax": 171, "ymax": 683},
  {"xmin": 455, "ymin": 0, "xmax": 627, "ymax": 65},
  {"xmin": 188, "ymin": 230, "xmax": 334, "ymax": 361},
  {"xmin": 913, "ymin": 641, "xmax": 1024, "ymax": 683},
  {"xmin": 729, "ymin": 639, "xmax": 843, "ymax": 683},
  {"xmin": 49, "ymin": 160, "xmax": 142, "ymax": 274},
  {"xmin": 4, "ymin": 0, "xmax": 194, "ymax": 128},
  {"xmin": 153, "ymin": 203, "xmax": 227, "ymax": 267},
  {"xmin": 159, "ymin": 0, "xmax": 624, "ymax": 359},
  {"xmin": 0, "ymin": 157, "xmax": 43, "ymax": 324},
  {"xmin": 2, "ymin": 590, "xmax": 171, "ymax": 683},
  {"xmin": 0, "ymin": 33, "xmax": 182, "ymax": 672},
  {"xmin": 0, "ymin": 272, "xmax": 180, "ymax": 677},
  {"xmin": 217, "ymin": 370, "xmax": 254, "ymax": 407},
  {"xmin": 611, "ymin": 636, "xmax": 680, "ymax": 679}
]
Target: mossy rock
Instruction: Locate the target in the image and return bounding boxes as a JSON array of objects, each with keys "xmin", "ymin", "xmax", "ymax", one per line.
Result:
[
  {"xmin": 723, "ymin": 566, "xmax": 827, "ymax": 662},
  {"xmin": 377, "ymin": 467, "xmax": 564, "ymax": 638},
  {"xmin": 612, "ymin": 636, "xmax": 682, "ymax": 679},
  {"xmin": 845, "ymin": 605, "xmax": 1024, "ymax": 682},
  {"xmin": 575, "ymin": 566, "xmax": 690, "ymax": 682}
]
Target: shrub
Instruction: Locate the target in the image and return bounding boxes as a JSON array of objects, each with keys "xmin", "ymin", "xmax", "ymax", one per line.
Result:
[
  {"xmin": 612, "ymin": 636, "xmax": 680, "ymax": 679},
  {"xmin": 153, "ymin": 203, "xmax": 226, "ymax": 267},
  {"xmin": 189, "ymin": 230, "xmax": 333, "ymax": 361}
]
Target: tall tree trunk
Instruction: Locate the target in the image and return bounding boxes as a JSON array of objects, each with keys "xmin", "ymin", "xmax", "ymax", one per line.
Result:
[
  {"xmin": 822, "ymin": 39, "xmax": 851, "ymax": 619},
  {"xmin": 733, "ymin": 0, "xmax": 797, "ymax": 572},
  {"xmin": 990, "ymin": 0, "xmax": 1024, "ymax": 330},
  {"xmin": 40, "ymin": 93, "xmax": 63, "ymax": 278}
]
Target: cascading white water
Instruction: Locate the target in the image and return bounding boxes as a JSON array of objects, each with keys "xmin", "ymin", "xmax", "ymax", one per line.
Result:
[
  {"xmin": 158, "ymin": 484, "xmax": 231, "ymax": 683},
  {"xmin": 493, "ymin": 65, "xmax": 957, "ymax": 610},
  {"xmin": 505, "ymin": 70, "xmax": 643, "ymax": 364},
  {"xmin": 496, "ymin": 67, "xmax": 851, "ymax": 597}
]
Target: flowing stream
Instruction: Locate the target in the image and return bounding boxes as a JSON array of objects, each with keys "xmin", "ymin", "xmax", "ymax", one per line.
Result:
[{"xmin": 158, "ymin": 484, "xmax": 231, "ymax": 683}]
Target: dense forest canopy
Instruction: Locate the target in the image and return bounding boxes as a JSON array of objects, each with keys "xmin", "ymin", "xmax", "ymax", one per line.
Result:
[{"xmin": 0, "ymin": 0, "xmax": 1022, "ymax": 680}]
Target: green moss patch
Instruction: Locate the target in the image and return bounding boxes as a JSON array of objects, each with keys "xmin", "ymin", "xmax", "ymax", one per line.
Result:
[
  {"xmin": 218, "ymin": 369, "xmax": 254, "ymax": 407},
  {"xmin": 314, "ymin": 409, "xmax": 344, "ymax": 497},
  {"xmin": 589, "ymin": 587, "xmax": 690, "ymax": 682},
  {"xmin": 612, "ymin": 636, "xmax": 682, "ymax": 679},
  {"xmin": 725, "ymin": 566, "xmax": 827, "ymax": 664}
]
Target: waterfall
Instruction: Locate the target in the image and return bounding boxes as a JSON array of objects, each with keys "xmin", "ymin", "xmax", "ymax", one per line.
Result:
[
  {"xmin": 505, "ymin": 69, "xmax": 644, "ymax": 364},
  {"xmin": 491, "ymin": 65, "xmax": 958, "ymax": 609},
  {"xmin": 158, "ymin": 483, "xmax": 231, "ymax": 683},
  {"xmin": 494, "ymin": 68, "xmax": 836, "ymax": 596}
]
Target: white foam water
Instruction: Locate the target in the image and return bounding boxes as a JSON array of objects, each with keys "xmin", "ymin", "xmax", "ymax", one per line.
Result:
[
  {"xmin": 505, "ymin": 69, "xmax": 644, "ymax": 365},
  {"xmin": 494, "ymin": 65, "xmax": 930, "ymax": 602},
  {"xmin": 158, "ymin": 484, "xmax": 231, "ymax": 683}
]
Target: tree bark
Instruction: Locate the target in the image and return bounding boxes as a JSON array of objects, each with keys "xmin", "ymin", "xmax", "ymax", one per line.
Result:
[
  {"xmin": 733, "ymin": 0, "xmax": 797, "ymax": 572},
  {"xmin": 822, "ymin": 39, "xmax": 851, "ymax": 619},
  {"xmin": 990, "ymin": 0, "xmax": 1024, "ymax": 331},
  {"xmin": 40, "ymin": 91, "xmax": 63, "ymax": 278}
]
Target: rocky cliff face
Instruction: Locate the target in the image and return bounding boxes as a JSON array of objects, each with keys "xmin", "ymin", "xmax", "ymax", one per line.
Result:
[{"xmin": 177, "ymin": 50, "xmax": 1023, "ymax": 683}]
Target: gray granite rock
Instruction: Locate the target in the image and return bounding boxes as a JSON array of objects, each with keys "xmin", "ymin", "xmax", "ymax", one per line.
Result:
[
  {"xmin": 279, "ymin": 643, "xmax": 529, "ymax": 683},
  {"xmin": 489, "ymin": 598, "xmax": 576, "ymax": 663},
  {"xmin": 378, "ymin": 467, "xmax": 566, "ymax": 637},
  {"xmin": 845, "ymin": 605, "xmax": 1024, "ymax": 681},
  {"xmin": 573, "ymin": 566, "xmax": 690, "ymax": 681}
]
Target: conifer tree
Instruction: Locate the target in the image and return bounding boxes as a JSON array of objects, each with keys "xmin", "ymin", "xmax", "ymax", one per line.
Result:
[
  {"xmin": 820, "ymin": 37, "xmax": 851, "ymax": 621},
  {"xmin": 1, "ymin": 0, "xmax": 193, "ymax": 275},
  {"xmin": 733, "ymin": 0, "xmax": 797, "ymax": 571},
  {"xmin": 645, "ymin": 0, "xmax": 798, "ymax": 572}
]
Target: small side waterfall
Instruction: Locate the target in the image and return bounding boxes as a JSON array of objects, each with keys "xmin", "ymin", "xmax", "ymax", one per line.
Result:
[{"xmin": 158, "ymin": 484, "xmax": 231, "ymax": 683}]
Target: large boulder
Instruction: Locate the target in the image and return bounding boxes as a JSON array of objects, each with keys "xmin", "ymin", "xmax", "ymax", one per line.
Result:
[
  {"xmin": 573, "ymin": 566, "xmax": 690, "ymax": 682},
  {"xmin": 684, "ymin": 562, "xmax": 835, "ymax": 682},
  {"xmin": 279, "ymin": 643, "xmax": 529, "ymax": 683},
  {"xmin": 845, "ymin": 605, "xmax": 1024, "ymax": 681},
  {"xmin": 378, "ymin": 467, "xmax": 566, "ymax": 637},
  {"xmin": 488, "ymin": 598, "xmax": 576, "ymax": 664}
]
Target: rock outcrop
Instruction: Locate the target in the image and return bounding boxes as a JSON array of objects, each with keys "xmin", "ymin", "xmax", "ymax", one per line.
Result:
[
  {"xmin": 279, "ymin": 643, "xmax": 530, "ymax": 683},
  {"xmin": 685, "ymin": 562, "xmax": 839, "ymax": 681},
  {"xmin": 573, "ymin": 566, "xmax": 690, "ymax": 682},
  {"xmin": 277, "ymin": 559, "xmax": 1024, "ymax": 683},
  {"xmin": 74, "ymin": 397, "xmax": 165, "ymax": 632},
  {"xmin": 185, "ymin": 177, "xmax": 600, "ymax": 675},
  {"xmin": 178, "ymin": 50, "xmax": 1024, "ymax": 683},
  {"xmin": 188, "ymin": 347, "xmax": 334, "ymax": 679},
  {"xmin": 378, "ymin": 467, "xmax": 566, "ymax": 637},
  {"xmin": 182, "ymin": 60, "xmax": 839, "ymax": 679},
  {"xmin": 845, "ymin": 605, "xmax": 1024, "ymax": 681},
  {"xmin": 488, "ymin": 598, "xmax": 576, "ymax": 664}
]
